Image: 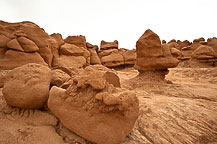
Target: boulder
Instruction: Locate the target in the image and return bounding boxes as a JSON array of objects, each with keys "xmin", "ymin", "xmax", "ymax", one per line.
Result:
[
  {"xmin": 6, "ymin": 39, "xmax": 24, "ymax": 52},
  {"xmin": 48, "ymin": 66, "xmax": 139, "ymax": 144},
  {"xmin": 3, "ymin": 63, "xmax": 51, "ymax": 109},
  {"xmin": 100, "ymin": 50, "xmax": 124, "ymax": 67},
  {"xmin": 207, "ymin": 37, "xmax": 217, "ymax": 56},
  {"xmin": 171, "ymin": 48, "xmax": 182, "ymax": 58},
  {"xmin": 50, "ymin": 33, "xmax": 64, "ymax": 48},
  {"xmin": 53, "ymin": 55, "xmax": 87, "ymax": 69},
  {"xmin": 100, "ymin": 40, "xmax": 118, "ymax": 50},
  {"xmin": 51, "ymin": 69, "xmax": 70, "ymax": 87},
  {"xmin": 134, "ymin": 29, "xmax": 179, "ymax": 71},
  {"xmin": 192, "ymin": 45, "xmax": 215, "ymax": 60},
  {"xmin": 0, "ymin": 50, "xmax": 47, "ymax": 70},
  {"xmin": 60, "ymin": 43, "xmax": 84, "ymax": 56},
  {"xmin": 17, "ymin": 36, "xmax": 39, "ymax": 52},
  {"xmin": 88, "ymin": 48, "xmax": 101, "ymax": 65},
  {"xmin": 64, "ymin": 35, "xmax": 86, "ymax": 49}
]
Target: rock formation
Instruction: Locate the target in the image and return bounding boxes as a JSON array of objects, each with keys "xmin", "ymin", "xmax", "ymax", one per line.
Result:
[
  {"xmin": 48, "ymin": 65, "xmax": 139, "ymax": 144},
  {"xmin": 3, "ymin": 63, "xmax": 51, "ymax": 109},
  {"xmin": 99, "ymin": 40, "xmax": 136, "ymax": 67},
  {"xmin": 0, "ymin": 20, "xmax": 57, "ymax": 70},
  {"xmin": 134, "ymin": 29, "xmax": 179, "ymax": 72}
]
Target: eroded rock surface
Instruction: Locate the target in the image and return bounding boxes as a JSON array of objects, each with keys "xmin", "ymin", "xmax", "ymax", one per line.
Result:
[
  {"xmin": 134, "ymin": 29, "xmax": 179, "ymax": 71},
  {"xmin": 48, "ymin": 66, "xmax": 139, "ymax": 144},
  {"xmin": 3, "ymin": 63, "xmax": 51, "ymax": 109}
]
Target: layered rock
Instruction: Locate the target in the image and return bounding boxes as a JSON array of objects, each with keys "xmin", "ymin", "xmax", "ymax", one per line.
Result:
[
  {"xmin": 86, "ymin": 42, "xmax": 101, "ymax": 65},
  {"xmin": 3, "ymin": 63, "xmax": 51, "ymax": 109},
  {"xmin": 51, "ymin": 69, "xmax": 70, "ymax": 87},
  {"xmin": 188, "ymin": 45, "xmax": 217, "ymax": 67},
  {"xmin": 100, "ymin": 40, "xmax": 118, "ymax": 50},
  {"xmin": 207, "ymin": 37, "xmax": 217, "ymax": 56},
  {"xmin": 99, "ymin": 40, "xmax": 136, "ymax": 67},
  {"xmin": 134, "ymin": 29, "xmax": 179, "ymax": 72},
  {"xmin": 0, "ymin": 20, "xmax": 57, "ymax": 70},
  {"xmin": 64, "ymin": 35, "xmax": 86, "ymax": 49},
  {"xmin": 53, "ymin": 43, "xmax": 90, "ymax": 69},
  {"xmin": 48, "ymin": 65, "xmax": 139, "ymax": 144}
]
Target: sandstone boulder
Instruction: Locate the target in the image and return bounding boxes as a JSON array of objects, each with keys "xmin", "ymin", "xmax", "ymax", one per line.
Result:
[
  {"xmin": 50, "ymin": 33, "xmax": 64, "ymax": 48},
  {"xmin": 100, "ymin": 40, "xmax": 118, "ymax": 50},
  {"xmin": 51, "ymin": 69, "xmax": 70, "ymax": 87},
  {"xmin": 134, "ymin": 29, "xmax": 179, "ymax": 71},
  {"xmin": 0, "ymin": 50, "xmax": 47, "ymax": 70},
  {"xmin": 3, "ymin": 63, "xmax": 51, "ymax": 109},
  {"xmin": 88, "ymin": 48, "xmax": 101, "ymax": 65},
  {"xmin": 60, "ymin": 43, "xmax": 84, "ymax": 56},
  {"xmin": 192, "ymin": 45, "xmax": 215, "ymax": 60},
  {"xmin": 6, "ymin": 39, "xmax": 24, "ymax": 52},
  {"xmin": 100, "ymin": 50, "xmax": 125, "ymax": 67},
  {"xmin": 17, "ymin": 36, "xmax": 39, "ymax": 52},
  {"xmin": 64, "ymin": 35, "xmax": 86, "ymax": 48},
  {"xmin": 207, "ymin": 37, "xmax": 217, "ymax": 56},
  {"xmin": 48, "ymin": 66, "xmax": 139, "ymax": 144}
]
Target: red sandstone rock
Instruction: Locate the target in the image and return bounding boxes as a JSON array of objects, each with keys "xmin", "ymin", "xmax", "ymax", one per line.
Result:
[
  {"xmin": 48, "ymin": 65, "xmax": 139, "ymax": 144},
  {"xmin": 64, "ymin": 35, "xmax": 86, "ymax": 49},
  {"xmin": 207, "ymin": 37, "xmax": 217, "ymax": 56},
  {"xmin": 60, "ymin": 43, "xmax": 84, "ymax": 56},
  {"xmin": 51, "ymin": 69, "xmax": 70, "ymax": 87},
  {"xmin": 0, "ymin": 20, "xmax": 56, "ymax": 69},
  {"xmin": 88, "ymin": 48, "xmax": 101, "ymax": 65},
  {"xmin": 134, "ymin": 29, "xmax": 179, "ymax": 71},
  {"xmin": 100, "ymin": 40, "xmax": 118, "ymax": 50},
  {"xmin": 3, "ymin": 63, "xmax": 51, "ymax": 109},
  {"xmin": 192, "ymin": 45, "xmax": 215, "ymax": 59},
  {"xmin": 7, "ymin": 39, "xmax": 24, "ymax": 52}
]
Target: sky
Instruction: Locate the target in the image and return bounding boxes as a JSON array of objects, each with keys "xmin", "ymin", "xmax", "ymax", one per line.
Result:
[{"xmin": 0, "ymin": 0, "xmax": 217, "ymax": 49}]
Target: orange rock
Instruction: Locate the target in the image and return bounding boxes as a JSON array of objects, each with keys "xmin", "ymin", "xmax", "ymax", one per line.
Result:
[
  {"xmin": 207, "ymin": 37, "xmax": 217, "ymax": 56},
  {"xmin": 192, "ymin": 45, "xmax": 215, "ymax": 59},
  {"xmin": 17, "ymin": 36, "xmax": 39, "ymax": 52},
  {"xmin": 6, "ymin": 39, "xmax": 24, "ymax": 52},
  {"xmin": 64, "ymin": 35, "xmax": 86, "ymax": 48},
  {"xmin": 3, "ymin": 63, "xmax": 51, "ymax": 109},
  {"xmin": 0, "ymin": 20, "xmax": 56, "ymax": 68},
  {"xmin": 134, "ymin": 29, "xmax": 179, "ymax": 71},
  {"xmin": 0, "ymin": 50, "xmax": 47, "ymax": 70},
  {"xmin": 60, "ymin": 43, "xmax": 84, "ymax": 56},
  {"xmin": 100, "ymin": 40, "xmax": 118, "ymax": 50},
  {"xmin": 88, "ymin": 48, "xmax": 101, "ymax": 65},
  {"xmin": 51, "ymin": 69, "xmax": 70, "ymax": 87},
  {"xmin": 48, "ymin": 65, "xmax": 139, "ymax": 144}
]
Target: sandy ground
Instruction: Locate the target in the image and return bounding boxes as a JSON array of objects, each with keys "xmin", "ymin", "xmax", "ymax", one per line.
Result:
[{"xmin": 0, "ymin": 67, "xmax": 217, "ymax": 144}]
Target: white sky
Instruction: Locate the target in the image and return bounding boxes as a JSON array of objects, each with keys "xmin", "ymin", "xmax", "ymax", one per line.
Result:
[{"xmin": 0, "ymin": 0, "xmax": 217, "ymax": 49}]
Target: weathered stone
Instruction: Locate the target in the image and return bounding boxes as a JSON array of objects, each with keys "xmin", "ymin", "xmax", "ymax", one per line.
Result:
[{"xmin": 3, "ymin": 63, "xmax": 51, "ymax": 109}]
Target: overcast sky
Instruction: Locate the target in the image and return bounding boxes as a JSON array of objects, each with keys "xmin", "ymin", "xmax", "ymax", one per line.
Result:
[{"xmin": 0, "ymin": 0, "xmax": 217, "ymax": 49}]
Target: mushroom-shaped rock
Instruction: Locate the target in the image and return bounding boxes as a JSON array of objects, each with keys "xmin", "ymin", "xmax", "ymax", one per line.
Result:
[
  {"xmin": 3, "ymin": 63, "xmax": 51, "ymax": 109},
  {"xmin": 48, "ymin": 66, "xmax": 139, "ymax": 144},
  {"xmin": 192, "ymin": 45, "xmax": 216, "ymax": 59},
  {"xmin": 134, "ymin": 29, "xmax": 179, "ymax": 71}
]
